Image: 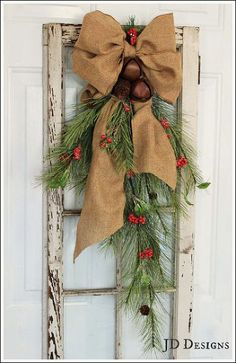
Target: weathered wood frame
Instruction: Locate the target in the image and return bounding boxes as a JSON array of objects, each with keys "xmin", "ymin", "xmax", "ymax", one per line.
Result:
[{"xmin": 42, "ymin": 23, "xmax": 199, "ymax": 359}]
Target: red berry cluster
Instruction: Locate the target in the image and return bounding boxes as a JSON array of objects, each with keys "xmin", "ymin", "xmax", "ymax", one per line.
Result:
[
  {"xmin": 123, "ymin": 103, "xmax": 131, "ymax": 112},
  {"xmin": 127, "ymin": 169, "xmax": 135, "ymax": 178},
  {"xmin": 139, "ymin": 248, "xmax": 154, "ymax": 259},
  {"xmin": 127, "ymin": 27, "xmax": 138, "ymax": 45},
  {"xmin": 73, "ymin": 146, "xmax": 82, "ymax": 160},
  {"xmin": 160, "ymin": 119, "xmax": 170, "ymax": 129},
  {"xmin": 128, "ymin": 213, "xmax": 146, "ymax": 225},
  {"xmin": 100, "ymin": 134, "xmax": 113, "ymax": 149},
  {"xmin": 176, "ymin": 156, "xmax": 188, "ymax": 168}
]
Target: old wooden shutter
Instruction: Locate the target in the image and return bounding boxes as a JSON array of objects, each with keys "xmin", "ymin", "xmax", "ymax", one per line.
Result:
[{"xmin": 42, "ymin": 23, "xmax": 199, "ymax": 359}]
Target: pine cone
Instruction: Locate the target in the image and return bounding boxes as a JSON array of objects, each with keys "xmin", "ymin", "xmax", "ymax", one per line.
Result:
[
  {"xmin": 139, "ymin": 305, "xmax": 150, "ymax": 316},
  {"xmin": 112, "ymin": 78, "xmax": 131, "ymax": 100},
  {"xmin": 149, "ymin": 192, "xmax": 157, "ymax": 200}
]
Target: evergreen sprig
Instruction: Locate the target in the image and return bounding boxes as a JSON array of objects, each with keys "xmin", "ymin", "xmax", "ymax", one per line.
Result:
[
  {"xmin": 40, "ymin": 96, "xmax": 110, "ymax": 193},
  {"xmin": 101, "ymin": 94, "xmax": 210, "ymax": 356},
  {"xmin": 106, "ymin": 100, "xmax": 134, "ymax": 172},
  {"xmin": 152, "ymin": 94, "xmax": 207, "ymax": 205},
  {"xmin": 101, "ymin": 174, "xmax": 176, "ymax": 355}
]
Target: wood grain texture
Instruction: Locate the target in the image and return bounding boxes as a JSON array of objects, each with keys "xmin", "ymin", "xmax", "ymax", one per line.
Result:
[
  {"xmin": 45, "ymin": 24, "xmax": 64, "ymax": 360},
  {"xmin": 173, "ymin": 27, "xmax": 199, "ymax": 359},
  {"xmin": 42, "ymin": 24, "xmax": 49, "ymax": 359}
]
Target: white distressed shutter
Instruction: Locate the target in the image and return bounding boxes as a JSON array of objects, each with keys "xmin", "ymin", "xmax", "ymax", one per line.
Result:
[{"xmin": 42, "ymin": 23, "xmax": 199, "ymax": 359}]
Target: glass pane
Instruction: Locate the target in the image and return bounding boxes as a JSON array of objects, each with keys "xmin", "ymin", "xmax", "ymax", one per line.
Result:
[
  {"xmin": 64, "ymin": 187, "xmax": 84, "ymax": 210},
  {"xmin": 63, "ymin": 216, "xmax": 116, "ymax": 289},
  {"xmin": 64, "ymin": 47, "xmax": 86, "ymax": 122},
  {"xmin": 122, "ymin": 293, "xmax": 174, "ymax": 359},
  {"xmin": 64, "ymin": 295, "xmax": 116, "ymax": 359},
  {"xmin": 64, "ymin": 47, "xmax": 86, "ymax": 210}
]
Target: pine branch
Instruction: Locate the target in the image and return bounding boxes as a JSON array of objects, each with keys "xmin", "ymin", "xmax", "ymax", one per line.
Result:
[
  {"xmin": 40, "ymin": 96, "xmax": 110, "ymax": 192},
  {"xmin": 106, "ymin": 100, "xmax": 134, "ymax": 172}
]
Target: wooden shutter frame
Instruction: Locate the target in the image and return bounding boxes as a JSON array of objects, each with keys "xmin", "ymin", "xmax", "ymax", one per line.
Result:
[{"xmin": 42, "ymin": 23, "xmax": 199, "ymax": 359}]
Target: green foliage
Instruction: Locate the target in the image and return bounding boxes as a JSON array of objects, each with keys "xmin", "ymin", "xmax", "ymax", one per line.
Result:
[
  {"xmin": 41, "ymin": 81, "xmax": 209, "ymax": 355},
  {"xmin": 122, "ymin": 16, "xmax": 145, "ymax": 35},
  {"xmin": 197, "ymin": 182, "xmax": 211, "ymax": 189},
  {"xmin": 101, "ymin": 174, "xmax": 176, "ymax": 354},
  {"xmin": 152, "ymin": 94, "xmax": 209, "ymax": 205},
  {"xmin": 105, "ymin": 100, "xmax": 134, "ymax": 172},
  {"xmin": 101, "ymin": 94, "xmax": 210, "ymax": 355},
  {"xmin": 40, "ymin": 96, "xmax": 110, "ymax": 194}
]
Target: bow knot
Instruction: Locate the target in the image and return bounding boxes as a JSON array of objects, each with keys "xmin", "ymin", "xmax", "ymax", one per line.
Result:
[{"xmin": 124, "ymin": 41, "xmax": 136, "ymax": 59}]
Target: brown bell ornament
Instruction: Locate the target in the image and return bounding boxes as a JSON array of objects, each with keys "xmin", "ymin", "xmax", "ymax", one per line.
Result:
[
  {"xmin": 131, "ymin": 79, "xmax": 152, "ymax": 101},
  {"xmin": 121, "ymin": 59, "xmax": 141, "ymax": 81},
  {"xmin": 112, "ymin": 78, "xmax": 131, "ymax": 100}
]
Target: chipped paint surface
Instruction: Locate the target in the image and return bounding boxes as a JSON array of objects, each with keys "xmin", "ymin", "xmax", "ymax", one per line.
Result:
[
  {"xmin": 173, "ymin": 27, "xmax": 199, "ymax": 359},
  {"xmin": 46, "ymin": 24, "xmax": 64, "ymax": 359}
]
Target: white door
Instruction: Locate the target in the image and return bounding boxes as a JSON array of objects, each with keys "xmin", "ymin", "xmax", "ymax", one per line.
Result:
[{"xmin": 3, "ymin": 2, "xmax": 233, "ymax": 360}]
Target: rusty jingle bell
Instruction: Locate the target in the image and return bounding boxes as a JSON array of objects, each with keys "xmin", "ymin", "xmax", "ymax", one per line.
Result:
[{"xmin": 112, "ymin": 58, "xmax": 152, "ymax": 101}]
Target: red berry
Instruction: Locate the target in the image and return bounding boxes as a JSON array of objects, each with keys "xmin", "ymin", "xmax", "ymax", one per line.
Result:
[
  {"xmin": 146, "ymin": 248, "xmax": 153, "ymax": 258},
  {"xmin": 160, "ymin": 119, "xmax": 170, "ymax": 129},
  {"xmin": 139, "ymin": 216, "xmax": 146, "ymax": 225},
  {"xmin": 139, "ymin": 248, "xmax": 153, "ymax": 260},
  {"xmin": 130, "ymin": 36, "xmax": 137, "ymax": 46},
  {"xmin": 128, "ymin": 213, "xmax": 135, "ymax": 223},
  {"xmin": 167, "ymin": 134, "xmax": 172, "ymax": 139},
  {"xmin": 107, "ymin": 138, "xmax": 112, "ymax": 144},
  {"xmin": 101, "ymin": 134, "xmax": 107, "ymax": 140},
  {"xmin": 73, "ymin": 146, "xmax": 82, "ymax": 160},
  {"xmin": 123, "ymin": 103, "xmax": 131, "ymax": 112},
  {"xmin": 177, "ymin": 156, "xmax": 188, "ymax": 168},
  {"xmin": 139, "ymin": 252, "xmax": 145, "ymax": 259},
  {"xmin": 127, "ymin": 27, "xmax": 138, "ymax": 36},
  {"xmin": 127, "ymin": 170, "xmax": 135, "ymax": 178},
  {"xmin": 127, "ymin": 28, "xmax": 137, "ymax": 46}
]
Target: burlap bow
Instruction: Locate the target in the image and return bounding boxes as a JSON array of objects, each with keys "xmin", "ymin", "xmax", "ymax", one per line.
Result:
[
  {"xmin": 73, "ymin": 11, "xmax": 181, "ymax": 103},
  {"xmin": 72, "ymin": 11, "xmax": 182, "ymax": 259}
]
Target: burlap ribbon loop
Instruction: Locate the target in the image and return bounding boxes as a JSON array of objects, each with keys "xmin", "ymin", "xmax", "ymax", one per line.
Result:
[
  {"xmin": 72, "ymin": 11, "xmax": 182, "ymax": 259},
  {"xmin": 72, "ymin": 11, "xmax": 182, "ymax": 104}
]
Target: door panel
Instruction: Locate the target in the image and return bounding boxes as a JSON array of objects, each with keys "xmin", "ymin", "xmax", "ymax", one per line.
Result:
[{"xmin": 4, "ymin": 3, "xmax": 233, "ymax": 360}]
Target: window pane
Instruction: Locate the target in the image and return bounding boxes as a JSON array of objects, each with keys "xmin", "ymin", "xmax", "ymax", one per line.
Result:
[
  {"xmin": 121, "ymin": 293, "xmax": 174, "ymax": 359},
  {"xmin": 64, "ymin": 295, "xmax": 116, "ymax": 359},
  {"xmin": 64, "ymin": 188, "xmax": 84, "ymax": 210},
  {"xmin": 63, "ymin": 216, "xmax": 116, "ymax": 289}
]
